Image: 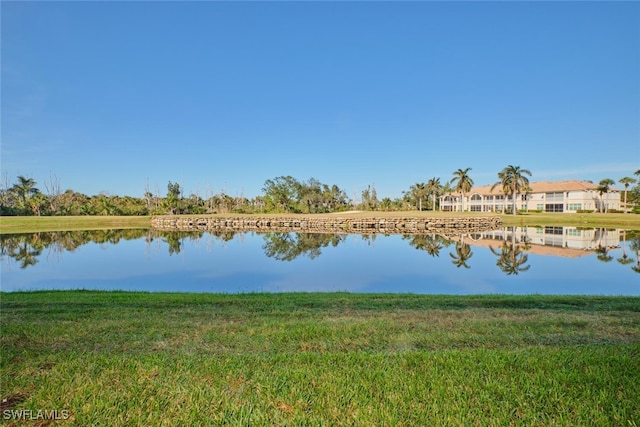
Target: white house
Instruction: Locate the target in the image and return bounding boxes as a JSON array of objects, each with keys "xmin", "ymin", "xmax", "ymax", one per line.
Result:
[{"xmin": 439, "ymin": 180, "xmax": 620, "ymax": 213}]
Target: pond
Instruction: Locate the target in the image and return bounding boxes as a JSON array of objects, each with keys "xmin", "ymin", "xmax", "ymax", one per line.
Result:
[{"xmin": 1, "ymin": 227, "xmax": 639, "ymax": 295}]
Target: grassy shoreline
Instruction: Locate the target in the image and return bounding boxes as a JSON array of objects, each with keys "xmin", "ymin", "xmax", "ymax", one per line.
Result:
[
  {"xmin": 1, "ymin": 291, "xmax": 639, "ymax": 425},
  {"xmin": 1, "ymin": 211, "xmax": 639, "ymax": 233}
]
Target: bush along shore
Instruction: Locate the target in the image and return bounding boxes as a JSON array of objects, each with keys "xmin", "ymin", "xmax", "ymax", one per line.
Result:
[{"xmin": 1, "ymin": 291, "xmax": 639, "ymax": 425}]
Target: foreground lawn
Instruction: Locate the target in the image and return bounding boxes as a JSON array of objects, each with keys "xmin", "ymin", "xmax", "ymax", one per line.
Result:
[{"xmin": 1, "ymin": 292, "xmax": 639, "ymax": 425}]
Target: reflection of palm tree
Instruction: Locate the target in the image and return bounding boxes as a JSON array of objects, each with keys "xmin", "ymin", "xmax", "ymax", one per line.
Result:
[
  {"xmin": 595, "ymin": 245, "xmax": 613, "ymax": 263},
  {"xmin": 449, "ymin": 242, "xmax": 473, "ymax": 268},
  {"xmin": 490, "ymin": 242, "xmax": 531, "ymax": 275},
  {"xmin": 12, "ymin": 242, "xmax": 42, "ymax": 269},
  {"xmin": 617, "ymin": 230, "xmax": 635, "ymax": 266},
  {"xmin": 630, "ymin": 237, "xmax": 640, "ymax": 273},
  {"xmin": 404, "ymin": 234, "xmax": 446, "ymax": 257}
]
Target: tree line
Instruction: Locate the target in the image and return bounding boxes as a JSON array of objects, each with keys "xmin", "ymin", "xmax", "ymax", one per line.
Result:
[{"xmin": 1, "ymin": 167, "xmax": 638, "ymax": 216}]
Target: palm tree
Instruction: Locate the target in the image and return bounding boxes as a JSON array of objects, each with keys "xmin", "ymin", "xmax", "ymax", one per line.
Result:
[
  {"xmin": 492, "ymin": 165, "xmax": 532, "ymax": 215},
  {"xmin": 407, "ymin": 182, "xmax": 428, "ymax": 211},
  {"xmin": 11, "ymin": 176, "xmax": 40, "ymax": 212},
  {"xmin": 425, "ymin": 177, "xmax": 442, "ymax": 211},
  {"xmin": 450, "ymin": 168, "xmax": 473, "ymax": 212},
  {"xmin": 491, "ymin": 170, "xmax": 511, "ymax": 214},
  {"xmin": 597, "ymin": 178, "xmax": 615, "ymax": 213},
  {"xmin": 618, "ymin": 177, "xmax": 636, "ymax": 212}
]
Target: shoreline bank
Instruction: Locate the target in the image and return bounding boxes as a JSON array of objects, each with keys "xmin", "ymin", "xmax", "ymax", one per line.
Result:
[{"xmin": 151, "ymin": 215, "xmax": 502, "ymax": 235}]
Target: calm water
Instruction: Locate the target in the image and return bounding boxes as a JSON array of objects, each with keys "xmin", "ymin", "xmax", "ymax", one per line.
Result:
[{"xmin": 1, "ymin": 227, "xmax": 639, "ymax": 295}]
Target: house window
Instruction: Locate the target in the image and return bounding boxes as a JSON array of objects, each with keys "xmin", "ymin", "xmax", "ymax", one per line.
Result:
[
  {"xmin": 545, "ymin": 203, "xmax": 564, "ymax": 213},
  {"xmin": 536, "ymin": 204, "xmax": 544, "ymax": 210},
  {"xmin": 545, "ymin": 226, "xmax": 563, "ymax": 235},
  {"xmin": 568, "ymin": 203, "xmax": 582, "ymax": 211},
  {"xmin": 470, "ymin": 206, "xmax": 482, "ymax": 212}
]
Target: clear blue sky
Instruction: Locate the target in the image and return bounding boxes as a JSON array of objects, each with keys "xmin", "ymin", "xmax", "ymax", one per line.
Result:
[{"xmin": 2, "ymin": 1, "xmax": 639, "ymax": 200}]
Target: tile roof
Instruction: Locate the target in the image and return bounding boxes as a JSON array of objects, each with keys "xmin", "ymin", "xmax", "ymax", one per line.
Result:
[{"xmin": 466, "ymin": 180, "xmax": 616, "ymax": 195}]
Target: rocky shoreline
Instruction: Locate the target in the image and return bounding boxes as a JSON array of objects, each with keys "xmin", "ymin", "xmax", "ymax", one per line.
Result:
[{"xmin": 151, "ymin": 215, "xmax": 502, "ymax": 236}]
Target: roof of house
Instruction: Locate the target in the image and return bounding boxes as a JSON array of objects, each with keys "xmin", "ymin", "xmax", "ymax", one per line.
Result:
[{"xmin": 466, "ymin": 180, "xmax": 617, "ymax": 196}]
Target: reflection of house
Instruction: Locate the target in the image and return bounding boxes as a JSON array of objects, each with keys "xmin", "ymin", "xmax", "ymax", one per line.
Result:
[
  {"xmin": 440, "ymin": 180, "xmax": 620, "ymax": 213},
  {"xmin": 463, "ymin": 226, "xmax": 620, "ymax": 258}
]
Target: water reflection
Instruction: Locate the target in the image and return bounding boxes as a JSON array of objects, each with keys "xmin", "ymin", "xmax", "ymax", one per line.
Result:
[
  {"xmin": 1, "ymin": 229, "xmax": 149, "ymax": 269},
  {"xmin": 489, "ymin": 243, "xmax": 531, "ymax": 275},
  {"xmin": 262, "ymin": 232, "xmax": 346, "ymax": 261},
  {"xmin": 2, "ymin": 227, "xmax": 639, "ymax": 278},
  {"xmin": 450, "ymin": 242, "xmax": 473, "ymax": 269},
  {"xmin": 402, "ymin": 234, "xmax": 445, "ymax": 256}
]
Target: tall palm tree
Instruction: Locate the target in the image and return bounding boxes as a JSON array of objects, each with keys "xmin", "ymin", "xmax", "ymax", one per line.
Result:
[
  {"xmin": 597, "ymin": 178, "xmax": 615, "ymax": 213},
  {"xmin": 491, "ymin": 170, "xmax": 511, "ymax": 214},
  {"xmin": 618, "ymin": 177, "xmax": 636, "ymax": 211},
  {"xmin": 11, "ymin": 176, "xmax": 39, "ymax": 211},
  {"xmin": 425, "ymin": 177, "xmax": 442, "ymax": 211},
  {"xmin": 492, "ymin": 165, "xmax": 532, "ymax": 215},
  {"xmin": 407, "ymin": 182, "xmax": 428, "ymax": 211},
  {"xmin": 450, "ymin": 168, "xmax": 473, "ymax": 212}
]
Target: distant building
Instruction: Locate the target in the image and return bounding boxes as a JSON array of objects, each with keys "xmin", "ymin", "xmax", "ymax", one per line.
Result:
[{"xmin": 439, "ymin": 180, "xmax": 620, "ymax": 213}]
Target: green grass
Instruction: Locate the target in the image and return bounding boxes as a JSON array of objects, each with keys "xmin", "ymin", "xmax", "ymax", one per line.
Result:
[
  {"xmin": 500, "ymin": 211, "xmax": 640, "ymax": 230},
  {"xmin": 0, "ymin": 216, "xmax": 151, "ymax": 233},
  {"xmin": 1, "ymin": 291, "xmax": 639, "ymax": 425}
]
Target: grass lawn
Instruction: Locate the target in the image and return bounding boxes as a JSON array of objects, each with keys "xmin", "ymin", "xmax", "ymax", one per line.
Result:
[
  {"xmin": 1, "ymin": 291, "xmax": 639, "ymax": 425},
  {"xmin": 0, "ymin": 216, "xmax": 151, "ymax": 233}
]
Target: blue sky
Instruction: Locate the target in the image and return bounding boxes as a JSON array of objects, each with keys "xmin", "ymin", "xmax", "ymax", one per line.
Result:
[{"xmin": 2, "ymin": 1, "xmax": 639, "ymax": 200}]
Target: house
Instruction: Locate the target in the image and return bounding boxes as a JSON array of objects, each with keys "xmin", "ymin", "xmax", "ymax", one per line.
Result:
[{"xmin": 439, "ymin": 180, "xmax": 620, "ymax": 213}]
